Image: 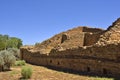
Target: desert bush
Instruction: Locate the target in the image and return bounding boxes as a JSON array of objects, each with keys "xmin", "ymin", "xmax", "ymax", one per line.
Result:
[
  {"xmin": 15, "ymin": 60, "xmax": 25, "ymax": 66},
  {"xmin": 0, "ymin": 56, "xmax": 4, "ymax": 71},
  {"xmin": 0, "ymin": 50, "xmax": 16, "ymax": 70},
  {"xmin": 21, "ymin": 66, "xmax": 33, "ymax": 79},
  {"xmin": 0, "ymin": 56, "xmax": 4, "ymax": 66},
  {"xmin": 7, "ymin": 48, "xmax": 20, "ymax": 60}
]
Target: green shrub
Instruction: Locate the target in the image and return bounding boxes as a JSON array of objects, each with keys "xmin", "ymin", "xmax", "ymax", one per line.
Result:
[
  {"xmin": 0, "ymin": 50, "xmax": 16, "ymax": 70},
  {"xmin": 21, "ymin": 66, "xmax": 33, "ymax": 79},
  {"xmin": 0, "ymin": 56, "xmax": 4, "ymax": 66},
  {"xmin": 15, "ymin": 60, "xmax": 25, "ymax": 66},
  {"xmin": 7, "ymin": 48, "xmax": 20, "ymax": 60}
]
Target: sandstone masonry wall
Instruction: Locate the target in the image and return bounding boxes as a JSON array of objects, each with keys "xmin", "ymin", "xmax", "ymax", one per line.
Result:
[
  {"xmin": 84, "ymin": 32, "xmax": 102, "ymax": 46},
  {"xmin": 20, "ymin": 43, "xmax": 120, "ymax": 77},
  {"xmin": 82, "ymin": 27, "xmax": 103, "ymax": 33},
  {"xmin": 20, "ymin": 18, "xmax": 120, "ymax": 78}
]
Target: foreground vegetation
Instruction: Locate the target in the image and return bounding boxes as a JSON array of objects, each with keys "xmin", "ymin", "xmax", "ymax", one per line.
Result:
[
  {"xmin": 0, "ymin": 63, "xmax": 115, "ymax": 80},
  {"xmin": 21, "ymin": 66, "xmax": 32, "ymax": 79},
  {"xmin": 0, "ymin": 48, "xmax": 20, "ymax": 71}
]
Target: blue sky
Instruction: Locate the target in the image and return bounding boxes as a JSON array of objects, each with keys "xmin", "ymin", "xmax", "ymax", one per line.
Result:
[{"xmin": 0, "ymin": 0, "xmax": 120, "ymax": 45}]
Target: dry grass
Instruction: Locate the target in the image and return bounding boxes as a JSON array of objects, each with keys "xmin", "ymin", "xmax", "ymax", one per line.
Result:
[{"xmin": 0, "ymin": 63, "xmax": 114, "ymax": 80}]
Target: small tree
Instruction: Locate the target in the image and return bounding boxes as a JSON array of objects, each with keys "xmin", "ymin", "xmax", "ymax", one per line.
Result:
[{"xmin": 0, "ymin": 50, "xmax": 16, "ymax": 71}]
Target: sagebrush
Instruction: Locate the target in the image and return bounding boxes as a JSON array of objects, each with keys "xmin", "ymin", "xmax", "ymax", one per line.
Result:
[
  {"xmin": 0, "ymin": 50, "xmax": 16, "ymax": 71},
  {"xmin": 21, "ymin": 66, "xmax": 33, "ymax": 79}
]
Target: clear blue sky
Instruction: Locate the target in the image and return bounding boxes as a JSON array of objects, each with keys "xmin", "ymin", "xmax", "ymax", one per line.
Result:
[{"xmin": 0, "ymin": 0, "xmax": 120, "ymax": 45}]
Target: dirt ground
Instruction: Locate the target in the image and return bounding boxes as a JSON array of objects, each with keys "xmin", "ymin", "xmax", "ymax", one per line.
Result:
[{"xmin": 0, "ymin": 64, "xmax": 114, "ymax": 80}]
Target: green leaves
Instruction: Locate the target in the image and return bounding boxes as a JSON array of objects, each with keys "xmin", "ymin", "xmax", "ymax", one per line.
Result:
[
  {"xmin": 15, "ymin": 60, "xmax": 26, "ymax": 66},
  {"xmin": 0, "ymin": 56, "xmax": 4, "ymax": 66},
  {"xmin": 0, "ymin": 34, "xmax": 23, "ymax": 50},
  {"xmin": 0, "ymin": 41, "xmax": 6, "ymax": 50}
]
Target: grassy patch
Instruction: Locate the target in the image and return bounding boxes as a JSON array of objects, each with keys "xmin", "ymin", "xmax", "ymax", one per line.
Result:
[
  {"xmin": 14, "ymin": 60, "xmax": 26, "ymax": 66},
  {"xmin": 9, "ymin": 70, "xmax": 20, "ymax": 77}
]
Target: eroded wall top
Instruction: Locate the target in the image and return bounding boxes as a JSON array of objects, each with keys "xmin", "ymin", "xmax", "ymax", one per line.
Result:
[{"xmin": 96, "ymin": 18, "xmax": 120, "ymax": 46}]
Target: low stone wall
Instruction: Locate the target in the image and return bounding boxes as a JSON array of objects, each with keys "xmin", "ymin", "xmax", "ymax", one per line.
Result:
[{"xmin": 20, "ymin": 43, "xmax": 120, "ymax": 77}]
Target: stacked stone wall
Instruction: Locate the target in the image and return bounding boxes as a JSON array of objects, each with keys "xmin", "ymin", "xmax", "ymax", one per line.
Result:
[
  {"xmin": 84, "ymin": 32, "xmax": 102, "ymax": 46},
  {"xmin": 82, "ymin": 27, "xmax": 103, "ymax": 33},
  {"xmin": 20, "ymin": 18, "xmax": 120, "ymax": 78},
  {"xmin": 20, "ymin": 43, "xmax": 120, "ymax": 77}
]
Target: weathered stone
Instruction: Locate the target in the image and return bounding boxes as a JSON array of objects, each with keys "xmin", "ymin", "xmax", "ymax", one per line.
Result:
[{"xmin": 20, "ymin": 18, "xmax": 120, "ymax": 78}]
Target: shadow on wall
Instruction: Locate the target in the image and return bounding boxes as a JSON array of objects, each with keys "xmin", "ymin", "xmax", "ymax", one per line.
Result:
[
  {"xmin": 44, "ymin": 65, "xmax": 120, "ymax": 80},
  {"xmin": 25, "ymin": 58, "xmax": 120, "ymax": 80},
  {"xmin": 20, "ymin": 43, "xmax": 120, "ymax": 80}
]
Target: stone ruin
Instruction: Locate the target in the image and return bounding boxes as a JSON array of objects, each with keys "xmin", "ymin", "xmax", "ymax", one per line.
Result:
[{"xmin": 20, "ymin": 18, "xmax": 120, "ymax": 78}]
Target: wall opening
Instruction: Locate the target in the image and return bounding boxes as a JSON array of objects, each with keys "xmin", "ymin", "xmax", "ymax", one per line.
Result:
[
  {"xmin": 90, "ymin": 49, "xmax": 93, "ymax": 54},
  {"xmin": 57, "ymin": 62, "xmax": 60, "ymax": 65},
  {"xmin": 87, "ymin": 67, "xmax": 90, "ymax": 72},
  {"xmin": 103, "ymin": 68, "xmax": 107, "ymax": 74},
  {"xmin": 117, "ymin": 56, "xmax": 120, "ymax": 61},
  {"xmin": 61, "ymin": 34, "xmax": 68, "ymax": 43},
  {"xmin": 50, "ymin": 60, "xmax": 52, "ymax": 63}
]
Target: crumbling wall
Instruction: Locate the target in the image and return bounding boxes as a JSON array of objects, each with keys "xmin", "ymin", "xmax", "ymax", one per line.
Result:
[
  {"xmin": 20, "ymin": 43, "xmax": 120, "ymax": 77},
  {"xmin": 20, "ymin": 48, "xmax": 48, "ymax": 66},
  {"xmin": 46, "ymin": 57, "xmax": 120, "ymax": 77},
  {"xmin": 84, "ymin": 32, "xmax": 102, "ymax": 46},
  {"xmin": 82, "ymin": 27, "xmax": 103, "ymax": 33},
  {"xmin": 33, "ymin": 27, "xmax": 104, "ymax": 52},
  {"xmin": 20, "ymin": 18, "xmax": 120, "ymax": 78},
  {"xmin": 60, "ymin": 33, "xmax": 85, "ymax": 48},
  {"xmin": 97, "ymin": 18, "xmax": 120, "ymax": 46}
]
